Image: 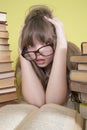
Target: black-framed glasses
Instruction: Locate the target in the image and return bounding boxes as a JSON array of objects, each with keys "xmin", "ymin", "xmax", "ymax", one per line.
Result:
[{"xmin": 21, "ymin": 42, "xmax": 54, "ymax": 61}]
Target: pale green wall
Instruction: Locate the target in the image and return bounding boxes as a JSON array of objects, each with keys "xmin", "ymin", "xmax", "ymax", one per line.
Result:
[{"xmin": 0, "ymin": 0, "xmax": 87, "ymax": 69}]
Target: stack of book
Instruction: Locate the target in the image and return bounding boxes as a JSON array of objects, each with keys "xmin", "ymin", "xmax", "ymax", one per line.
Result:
[
  {"xmin": 0, "ymin": 12, "xmax": 18, "ymax": 106},
  {"xmin": 69, "ymin": 42, "xmax": 87, "ymax": 128}
]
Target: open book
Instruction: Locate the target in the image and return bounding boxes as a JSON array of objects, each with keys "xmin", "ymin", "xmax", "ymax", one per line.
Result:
[{"xmin": 0, "ymin": 103, "xmax": 83, "ymax": 130}]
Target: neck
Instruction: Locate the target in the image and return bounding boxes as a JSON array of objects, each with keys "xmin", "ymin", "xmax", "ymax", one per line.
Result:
[{"xmin": 44, "ymin": 62, "xmax": 52, "ymax": 77}]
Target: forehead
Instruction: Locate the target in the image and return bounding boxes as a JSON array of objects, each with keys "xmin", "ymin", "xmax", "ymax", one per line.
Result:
[
  {"xmin": 32, "ymin": 35, "xmax": 45, "ymax": 46},
  {"xmin": 31, "ymin": 27, "xmax": 54, "ymax": 43}
]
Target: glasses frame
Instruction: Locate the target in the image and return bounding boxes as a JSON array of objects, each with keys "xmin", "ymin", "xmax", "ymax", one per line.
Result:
[{"xmin": 21, "ymin": 42, "xmax": 54, "ymax": 61}]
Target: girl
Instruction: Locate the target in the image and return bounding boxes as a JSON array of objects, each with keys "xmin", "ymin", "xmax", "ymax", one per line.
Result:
[{"xmin": 16, "ymin": 5, "xmax": 80, "ymax": 107}]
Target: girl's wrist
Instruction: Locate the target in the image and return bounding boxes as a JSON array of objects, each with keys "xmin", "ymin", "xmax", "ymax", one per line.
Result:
[{"xmin": 56, "ymin": 40, "xmax": 67, "ymax": 50}]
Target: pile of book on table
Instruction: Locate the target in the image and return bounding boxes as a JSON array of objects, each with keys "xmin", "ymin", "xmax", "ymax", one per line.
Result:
[
  {"xmin": 0, "ymin": 12, "xmax": 18, "ymax": 107},
  {"xmin": 69, "ymin": 42, "xmax": 87, "ymax": 129}
]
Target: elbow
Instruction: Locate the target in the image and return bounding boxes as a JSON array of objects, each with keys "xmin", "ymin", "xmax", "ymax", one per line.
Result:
[
  {"xmin": 30, "ymin": 101, "xmax": 45, "ymax": 108},
  {"xmin": 46, "ymin": 93, "xmax": 68, "ymax": 105},
  {"xmin": 22, "ymin": 91, "xmax": 46, "ymax": 108},
  {"xmin": 46, "ymin": 98, "xmax": 67, "ymax": 105},
  {"xmin": 25, "ymin": 98, "xmax": 45, "ymax": 108}
]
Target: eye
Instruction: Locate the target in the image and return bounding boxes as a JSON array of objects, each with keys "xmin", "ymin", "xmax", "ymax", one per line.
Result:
[
  {"xmin": 28, "ymin": 44, "xmax": 34, "ymax": 49},
  {"xmin": 28, "ymin": 45, "xmax": 32, "ymax": 48},
  {"xmin": 27, "ymin": 44, "xmax": 36, "ymax": 51},
  {"xmin": 46, "ymin": 38, "xmax": 53, "ymax": 44},
  {"xmin": 46, "ymin": 41, "xmax": 52, "ymax": 45}
]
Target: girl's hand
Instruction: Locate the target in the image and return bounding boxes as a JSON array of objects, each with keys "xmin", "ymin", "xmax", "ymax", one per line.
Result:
[{"xmin": 44, "ymin": 16, "xmax": 67, "ymax": 49}]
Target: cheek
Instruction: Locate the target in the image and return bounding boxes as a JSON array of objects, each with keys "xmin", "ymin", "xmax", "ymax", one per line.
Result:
[{"xmin": 45, "ymin": 55, "xmax": 53, "ymax": 62}]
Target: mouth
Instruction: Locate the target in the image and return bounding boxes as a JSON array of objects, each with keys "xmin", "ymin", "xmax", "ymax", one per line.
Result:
[{"xmin": 35, "ymin": 59, "xmax": 45, "ymax": 65}]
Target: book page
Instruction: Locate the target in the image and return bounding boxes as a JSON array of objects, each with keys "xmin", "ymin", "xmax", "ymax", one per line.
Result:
[
  {"xmin": 0, "ymin": 103, "xmax": 38, "ymax": 130},
  {"xmin": 15, "ymin": 103, "xmax": 83, "ymax": 130}
]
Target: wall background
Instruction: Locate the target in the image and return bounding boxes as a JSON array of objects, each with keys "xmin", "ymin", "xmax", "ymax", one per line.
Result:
[{"xmin": 0, "ymin": 0, "xmax": 87, "ymax": 69}]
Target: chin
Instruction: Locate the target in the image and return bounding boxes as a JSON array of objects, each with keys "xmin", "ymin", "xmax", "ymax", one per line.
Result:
[{"xmin": 37, "ymin": 63, "xmax": 47, "ymax": 68}]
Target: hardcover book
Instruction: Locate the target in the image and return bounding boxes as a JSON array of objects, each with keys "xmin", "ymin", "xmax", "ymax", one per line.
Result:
[
  {"xmin": 81, "ymin": 42, "xmax": 87, "ymax": 55},
  {"xmin": 70, "ymin": 55, "xmax": 87, "ymax": 63},
  {"xmin": 0, "ymin": 77, "xmax": 15, "ymax": 89},
  {"xmin": 78, "ymin": 63, "xmax": 87, "ymax": 70},
  {"xmin": 0, "ymin": 61, "xmax": 13, "ymax": 72},
  {"xmin": 0, "ymin": 87, "xmax": 16, "ymax": 94},
  {"xmin": 0, "ymin": 50, "xmax": 11, "ymax": 62},
  {"xmin": 0, "ymin": 23, "xmax": 7, "ymax": 31},
  {"xmin": 0, "ymin": 12, "xmax": 7, "ymax": 23},
  {"xmin": 0, "ymin": 44, "xmax": 9, "ymax": 50},
  {"xmin": 69, "ymin": 81, "xmax": 87, "ymax": 93},
  {"xmin": 0, "ymin": 38, "xmax": 8, "ymax": 44},
  {"xmin": 70, "ymin": 70, "xmax": 87, "ymax": 83},
  {"xmin": 0, "ymin": 70, "xmax": 14, "ymax": 79},
  {"xmin": 0, "ymin": 91, "xmax": 17, "ymax": 103},
  {"xmin": 0, "ymin": 31, "xmax": 9, "ymax": 38}
]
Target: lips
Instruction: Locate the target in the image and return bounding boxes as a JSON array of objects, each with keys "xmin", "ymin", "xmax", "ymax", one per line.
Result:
[{"xmin": 36, "ymin": 59, "xmax": 45, "ymax": 65}]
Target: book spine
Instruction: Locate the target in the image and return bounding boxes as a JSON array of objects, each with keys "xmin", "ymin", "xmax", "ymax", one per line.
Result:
[
  {"xmin": 0, "ymin": 92, "xmax": 17, "ymax": 103},
  {"xmin": 0, "ymin": 38, "xmax": 8, "ymax": 44},
  {"xmin": 0, "ymin": 31, "xmax": 9, "ymax": 38},
  {"xmin": 81, "ymin": 42, "xmax": 87, "ymax": 55},
  {"xmin": 69, "ymin": 81, "xmax": 87, "ymax": 93},
  {"xmin": 0, "ymin": 12, "xmax": 7, "ymax": 23}
]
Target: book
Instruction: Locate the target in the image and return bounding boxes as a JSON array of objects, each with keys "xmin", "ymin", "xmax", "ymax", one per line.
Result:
[
  {"xmin": 0, "ymin": 103, "xmax": 83, "ymax": 130},
  {"xmin": 78, "ymin": 93, "xmax": 87, "ymax": 104},
  {"xmin": 0, "ymin": 61, "xmax": 13, "ymax": 72},
  {"xmin": 70, "ymin": 70, "xmax": 87, "ymax": 83},
  {"xmin": 78, "ymin": 63, "xmax": 87, "ymax": 70},
  {"xmin": 70, "ymin": 55, "xmax": 87, "ymax": 63},
  {"xmin": 81, "ymin": 42, "xmax": 87, "ymax": 55},
  {"xmin": 69, "ymin": 81, "xmax": 87, "ymax": 93},
  {"xmin": 0, "ymin": 23, "xmax": 7, "ymax": 31},
  {"xmin": 0, "ymin": 70, "xmax": 14, "ymax": 79},
  {"xmin": 0, "ymin": 38, "xmax": 8, "ymax": 44},
  {"xmin": 0, "ymin": 77, "xmax": 15, "ymax": 89},
  {"xmin": 0, "ymin": 44, "xmax": 9, "ymax": 50},
  {"xmin": 0, "ymin": 50, "xmax": 11, "ymax": 62},
  {"xmin": 0, "ymin": 99, "xmax": 18, "ymax": 107},
  {"xmin": 0, "ymin": 31, "xmax": 9, "ymax": 38},
  {"xmin": 0, "ymin": 87, "xmax": 16, "ymax": 94},
  {"xmin": 0, "ymin": 91, "xmax": 17, "ymax": 103},
  {"xmin": 0, "ymin": 12, "xmax": 7, "ymax": 23},
  {"xmin": 79, "ymin": 103, "xmax": 87, "ymax": 119}
]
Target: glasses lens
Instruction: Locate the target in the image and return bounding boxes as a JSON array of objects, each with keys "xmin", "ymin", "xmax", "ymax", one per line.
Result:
[
  {"xmin": 39, "ymin": 46, "xmax": 53, "ymax": 56},
  {"xmin": 22, "ymin": 44, "xmax": 54, "ymax": 61},
  {"xmin": 24, "ymin": 52, "xmax": 35, "ymax": 61}
]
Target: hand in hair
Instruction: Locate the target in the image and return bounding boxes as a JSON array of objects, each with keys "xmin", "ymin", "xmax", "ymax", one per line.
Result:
[{"xmin": 44, "ymin": 16, "xmax": 67, "ymax": 49}]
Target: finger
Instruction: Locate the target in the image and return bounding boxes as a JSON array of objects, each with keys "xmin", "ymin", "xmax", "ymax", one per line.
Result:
[
  {"xmin": 44, "ymin": 16, "xmax": 60, "ymax": 27},
  {"xmin": 44, "ymin": 16, "xmax": 55, "ymax": 24}
]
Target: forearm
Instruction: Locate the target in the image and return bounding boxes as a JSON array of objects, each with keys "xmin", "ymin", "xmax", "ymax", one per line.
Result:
[
  {"xmin": 45, "ymin": 16, "xmax": 68, "ymax": 104},
  {"xmin": 20, "ymin": 55, "xmax": 45, "ymax": 107},
  {"xmin": 46, "ymin": 48, "xmax": 67, "ymax": 104}
]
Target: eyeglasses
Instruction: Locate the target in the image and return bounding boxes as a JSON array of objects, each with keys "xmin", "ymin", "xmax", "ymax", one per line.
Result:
[{"xmin": 21, "ymin": 43, "xmax": 54, "ymax": 61}]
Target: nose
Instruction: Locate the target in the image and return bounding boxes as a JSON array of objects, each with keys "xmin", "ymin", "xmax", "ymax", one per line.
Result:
[
  {"xmin": 36, "ymin": 52, "xmax": 40, "ymax": 56},
  {"xmin": 35, "ymin": 52, "xmax": 42, "ymax": 60}
]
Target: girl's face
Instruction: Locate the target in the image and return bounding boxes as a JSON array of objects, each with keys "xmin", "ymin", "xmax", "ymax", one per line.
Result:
[{"xmin": 28, "ymin": 39, "xmax": 54, "ymax": 68}]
